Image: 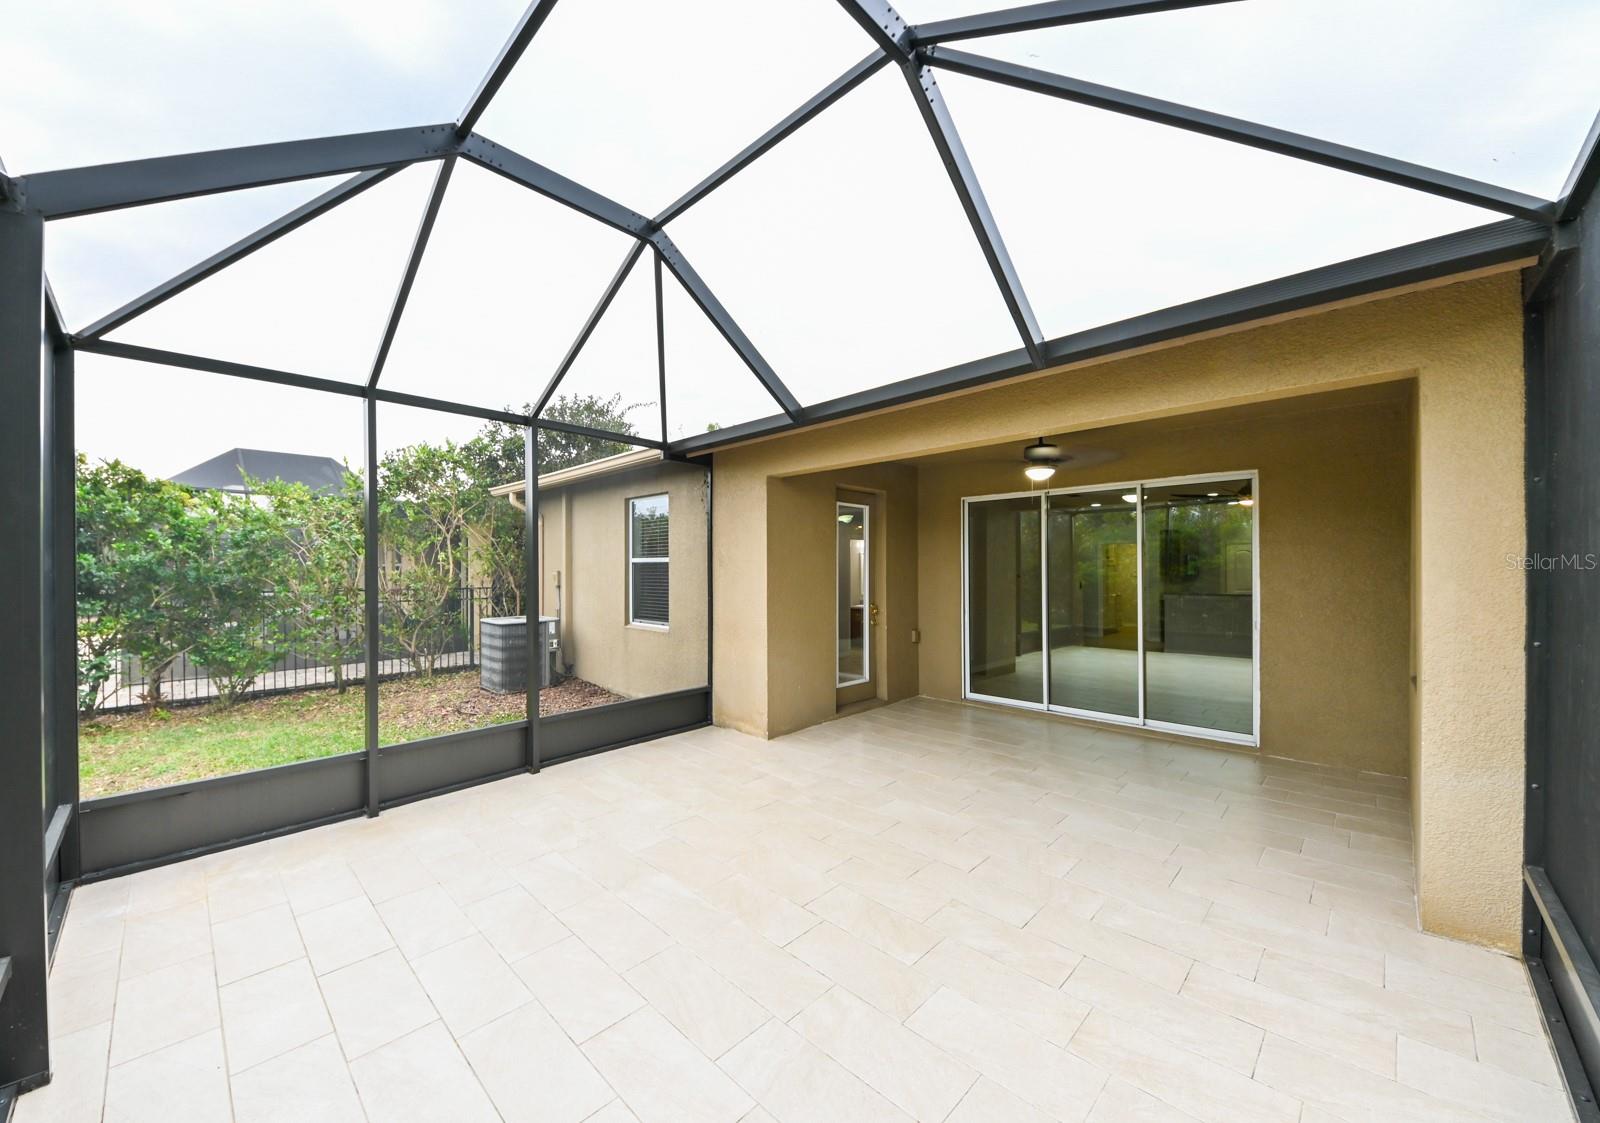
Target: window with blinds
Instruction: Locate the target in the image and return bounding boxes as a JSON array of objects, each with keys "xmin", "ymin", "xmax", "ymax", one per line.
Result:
[{"xmin": 629, "ymin": 494, "xmax": 670, "ymax": 627}]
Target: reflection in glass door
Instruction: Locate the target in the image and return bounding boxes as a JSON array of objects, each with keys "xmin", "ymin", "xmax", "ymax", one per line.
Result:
[
  {"xmin": 963, "ymin": 473, "xmax": 1257, "ymax": 742},
  {"xmin": 1047, "ymin": 489, "xmax": 1140, "ymax": 718},
  {"xmin": 965, "ymin": 496, "xmax": 1043, "ymax": 704},
  {"xmin": 836, "ymin": 501, "xmax": 869, "ymax": 686},
  {"xmin": 1142, "ymin": 478, "xmax": 1255, "ymax": 736}
]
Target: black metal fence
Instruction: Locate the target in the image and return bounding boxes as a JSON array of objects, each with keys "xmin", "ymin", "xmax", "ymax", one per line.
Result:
[{"xmin": 91, "ymin": 584, "xmax": 517, "ymax": 712}]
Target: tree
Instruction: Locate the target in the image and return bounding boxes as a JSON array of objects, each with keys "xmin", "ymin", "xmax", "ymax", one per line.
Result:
[
  {"xmin": 256, "ymin": 474, "xmax": 366, "ymax": 693},
  {"xmin": 527, "ymin": 392, "xmax": 642, "ymax": 473},
  {"xmin": 377, "ymin": 441, "xmax": 480, "ymax": 677},
  {"xmin": 461, "ymin": 421, "xmax": 527, "ymax": 616},
  {"xmin": 187, "ymin": 489, "xmax": 288, "ymax": 706},
  {"xmin": 75, "ymin": 457, "xmax": 212, "ymax": 711}
]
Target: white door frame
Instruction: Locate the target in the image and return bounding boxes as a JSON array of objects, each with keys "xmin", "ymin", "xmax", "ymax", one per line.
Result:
[{"xmin": 960, "ymin": 470, "xmax": 1260, "ymax": 747}]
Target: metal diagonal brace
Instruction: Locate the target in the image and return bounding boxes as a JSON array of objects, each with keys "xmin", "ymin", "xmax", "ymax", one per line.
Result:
[
  {"xmin": 650, "ymin": 232, "xmax": 801, "ymax": 419},
  {"xmin": 80, "ymin": 167, "xmax": 402, "ymax": 340},
  {"xmin": 535, "ymin": 241, "xmax": 648, "ymax": 418},
  {"xmin": 369, "ymin": 157, "xmax": 456, "ymax": 388},
  {"xmin": 926, "ymin": 48, "xmax": 1558, "ymax": 224},
  {"xmin": 22, "ymin": 125, "xmax": 460, "ymax": 218},
  {"xmin": 458, "ymin": 133, "xmax": 653, "ymax": 237},
  {"xmin": 913, "ymin": 0, "xmax": 1244, "ymax": 44},
  {"xmin": 457, "ymin": 0, "xmax": 562, "ymax": 137},
  {"xmin": 903, "ymin": 57, "xmax": 1046, "ymax": 366}
]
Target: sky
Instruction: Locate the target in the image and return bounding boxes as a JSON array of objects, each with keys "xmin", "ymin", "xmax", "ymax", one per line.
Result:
[{"xmin": 3, "ymin": 0, "xmax": 1597, "ymax": 477}]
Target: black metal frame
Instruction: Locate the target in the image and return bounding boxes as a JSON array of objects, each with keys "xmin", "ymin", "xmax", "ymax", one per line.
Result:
[{"xmin": 3, "ymin": 0, "xmax": 1598, "ymax": 1109}]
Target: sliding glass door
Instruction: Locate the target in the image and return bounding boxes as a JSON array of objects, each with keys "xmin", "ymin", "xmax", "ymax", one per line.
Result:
[
  {"xmin": 964, "ymin": 473, "xmax": 1257, "ymax": 743},
  {"xmin": 1047, "ymin": 489, "xmax": 1140, "ymax": 718},
  {"xmin": 965, "ymin": 496, "xmax": 1043, "ymax": 704}
]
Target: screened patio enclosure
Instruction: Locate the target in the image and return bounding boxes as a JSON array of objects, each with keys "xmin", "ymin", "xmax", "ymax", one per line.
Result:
[{"xmin": 4, "ymin": 0, "xmax": 1600, "ymax": 1114}]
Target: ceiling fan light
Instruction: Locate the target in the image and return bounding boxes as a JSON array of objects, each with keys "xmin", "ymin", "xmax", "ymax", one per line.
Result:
[{"xmin": 1024, "ymin": 465, "xmax": 1056, "ymax": 482}]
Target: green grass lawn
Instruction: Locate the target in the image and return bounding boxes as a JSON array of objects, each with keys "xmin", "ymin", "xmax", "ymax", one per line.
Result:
[{"xmin": 79, "ymin": 672, "xmax": 525, "ymax": 798}]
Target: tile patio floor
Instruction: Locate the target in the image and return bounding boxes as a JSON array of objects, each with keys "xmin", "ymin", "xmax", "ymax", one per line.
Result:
[{"xmin": 20, "ymin": 698, "xmax": 1568, "ymax": 1123}]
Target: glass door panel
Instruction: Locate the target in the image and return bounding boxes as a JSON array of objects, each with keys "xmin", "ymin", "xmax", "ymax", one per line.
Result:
[
  {"xmin": 965, "ymin": 496, "xmax": 1043, "ymax": 705},
  {"xmin": 1141, "ymin": 478, "xmax": 1256, "ymax": 736},
  {"xmin": 836, "ymin": 501, "xmax": 869, "ymax": 687},
  {"xmin": 1047, "ymin": 489, "xmax": 1140, "ymax": 718}
]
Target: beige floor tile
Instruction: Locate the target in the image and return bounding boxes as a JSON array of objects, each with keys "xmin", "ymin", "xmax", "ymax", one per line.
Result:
[
  {"xmin": 697, "ymin": 874, "xmax": 820, "ymax": 946},
  {"xmin": 927, "ymin": 901, "xmax": 1082, "ymax": 987},
  {"xmin": 828, "ymin": 857, "xmax": 950, "ymax": 923},
  {"xmin": 282, "ymin": 860, "xmax": 364, "ymax": 916},
  {"xmin": 1093, "ymin": 898, "xmax": 1263, "ymax": 979},
  {"xmin": 220, "ymin": 958, "xmax": 332, "ymax": 1073},
  {"xmin": 109, "ymin": 955, "xmax": 220, "ymax": 1066},
  {"xmin": 586, "ymin": 1101, "xmax": 641, "ymax": 1123},
  {"xmin": 1473, "ymin": 1018, "xmax": 1562, "ymax": 1087},
  {"xmin": 374, "ymin": 884, "xmax": 477, "ymax": 961},
  {"xmin": 1252, "ymin": 1034, "xmax": 1489, "ymax": 1123},
  {"xmin": 1085, "ymin": 1079, "xmax": 1199, "ymax": 1122},
  {"xmin": 297, "ymin": 896, "xmax": 395, "ymax": 976},
  {"xmin": 212, "ymin": 902, "xmax": 304, "ymax": 986},
  {"xmin": 690, "ymin": 924, "xmax": 831, "ymax": 1021},
  {"xmin": 1326, "ymin": 912, "xmax": 1527, "ymax": 991},
  {"xmin": 511, "ymin": 852, "xmax": 608, "ymax": 912},
  {"xmin": 1063, "ymin": 959, "xmax": 1262, "ymax": 1075},
  {"xmin": 348, "ymin": 852, "xmax": 435, "ymax": 904},
  {"xmin": 119, "ymin": 901, "xmax": 212, "ymax": 981},
  {"xmin": 1068, "ymin": 1011, "xmax": 1300, "ymax": 1123},
  {"xmin": 1025, "ymin": 905, "xmax": 1192, "ymax": 993},
  {"xmin": 349, "ymin": 1021, "xmax": 500, "ymax": 1123},
  {"xmin": 1203, "ymin": 905, "xmax": 1385, "ymax": 986},
  {"xmin": 908, "ymin": 987, "xmax": 1106, "ymax": 1121},
  {"xmin": 511, "ymin": 935, "xmax": 644, "ymax": 1042},
  {"xmin": 231, "ymin": 1035, "xmax": 366, "ymax": 1123},
  {"xmin": 46, "ymin": 960, "xmax": 118, "ymax": 1039},
  {"xmin": 1180, "ymin": 963, "xmax": 1396, "ymax": 1077},
  {"xmin": 1254, "ymin": 950, "xmax": 1476, "ymax": 1057},
  {"xmin": 625, "ymin": 945, "xmax": 768, "ymax": 1059},
  {"xmin": 465, "ymin": 885, "xmax": 570, "ymax": 961},
  {"xmin": 787, "ymin": 922, "xmax": 938, "ymax": 1022},
  {"xmin": 560, "ymin": 892, "xmax": 674, "ymax": 972},
  {"xmin": 1396, "ymin": 1035, "xmax": 1573, "ymax": 1122},
  {"xmin": 12, "ymin": 1020, "xmax": 111, "ymax": 1123},
  {"xmin": 916, "ymin": 938, "xmax": 1089, "ymax": 1046},
  {"xmin": 807, "ymin": 886, "xmax": 941, "ymax": 965},
  {"xmin": 411, "ymin": 933, "xmax": 531, "ymax": 1036},
  {"xmin": 1384, "ymin": 954, "xmax": 1543, "ymax": 1036},
  {"xmin": 317, "ymin": 948, "xmax": 438, "ymax": 1059},
  {"xmin": 910, "ymin": 860, "xmax": 1038, "ymax": 926},
  {"xmin": 945, "ymin": 1077, "xmax": 1057, "ymax": 1123},
  {"xmin": 719, "ymin": 1018, "xmax": 913, "ymax": 1123},
  {"xmin": 791, "ymin": 987, "xmax": 976, "ymax": 1122},
  {"xmin": 584, "ymin": 1009, "xmax": 754, "ymax": 1123},
  {"xmin": 460, "ymin": 1002, "xmax": 614, "ymax": 1123},
  {"xmin": 103, "ymin": 1028, "xmax": 231, "ymax": 1123}
]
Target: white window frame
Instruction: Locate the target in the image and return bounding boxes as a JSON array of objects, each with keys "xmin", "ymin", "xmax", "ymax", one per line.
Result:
[{"xmin": 628, "ymin": 493, "xmax": 670, "ymax": 630}]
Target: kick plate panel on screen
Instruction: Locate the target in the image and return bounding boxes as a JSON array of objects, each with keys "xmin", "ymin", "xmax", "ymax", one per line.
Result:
[{"xmin": 964, "ymin": 474, "xmax": 1256, "ymax": 742}]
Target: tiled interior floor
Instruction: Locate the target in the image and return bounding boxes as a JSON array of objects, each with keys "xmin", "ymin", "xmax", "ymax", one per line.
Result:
[{"xmin": 22, "ymin": 698, "xmax": 1568, "ymax": 1123}]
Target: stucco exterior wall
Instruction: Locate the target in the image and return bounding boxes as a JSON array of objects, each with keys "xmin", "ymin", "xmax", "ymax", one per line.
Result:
[
  {"xmin": 540, "ymin": 459, "xmax": 709, "ymax": 700},
  {"xmin": 707, "ymin": 271, "xmax": 1527, "ymax": 949},
  {"xmin": 914, "ymin": 392, "xmax": 1414, "ymax": 775}
]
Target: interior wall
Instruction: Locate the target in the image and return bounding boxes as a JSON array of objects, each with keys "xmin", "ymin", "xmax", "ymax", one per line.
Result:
[
  {"xmin": 542, "ymin": 460, "xmax": 709, "ymax": 700},
  {"xmin": 916, "ymin": 391, "xmax": 1414, "ymax": 775}
]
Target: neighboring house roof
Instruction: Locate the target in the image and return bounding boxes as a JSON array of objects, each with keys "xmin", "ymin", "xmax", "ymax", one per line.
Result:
[
  {"xmin": 169, "ymin": 448, "xmax": 349, "ymax": 495},
  {"xmin": 492, "ymin": 448, "xmax": 662, "ymax": 508}
]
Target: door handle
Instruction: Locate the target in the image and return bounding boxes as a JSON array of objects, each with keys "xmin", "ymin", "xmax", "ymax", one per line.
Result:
[{"xmin": 869, "ymin": 603, "xmax": 880, "ymax": 625}]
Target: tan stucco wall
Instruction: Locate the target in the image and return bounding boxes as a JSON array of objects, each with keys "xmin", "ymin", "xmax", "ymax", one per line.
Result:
[
  {"xmin": 914, "ymin": 392, "xmax": 1414, "ymax": 775},
  {"xmin": 708, "ymin": 271, "xmax": 1526, "ymax": 949},
  {"xmin": 762, "ymin": 464, "xmax": 920, "ymax": 737},
  {"xmin": 540, "ymin": 460, "xmax": 708, "ymax": 700}
]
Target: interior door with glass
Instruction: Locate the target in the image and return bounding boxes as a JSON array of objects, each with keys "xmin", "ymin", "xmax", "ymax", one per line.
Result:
[
  {"xmin": 836, "ymin": 494, "xmax": 877, "ymax": 706},
  {"xmin": 964, "ymin": 495, "xmax": 1044, "ymax": 706}
]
